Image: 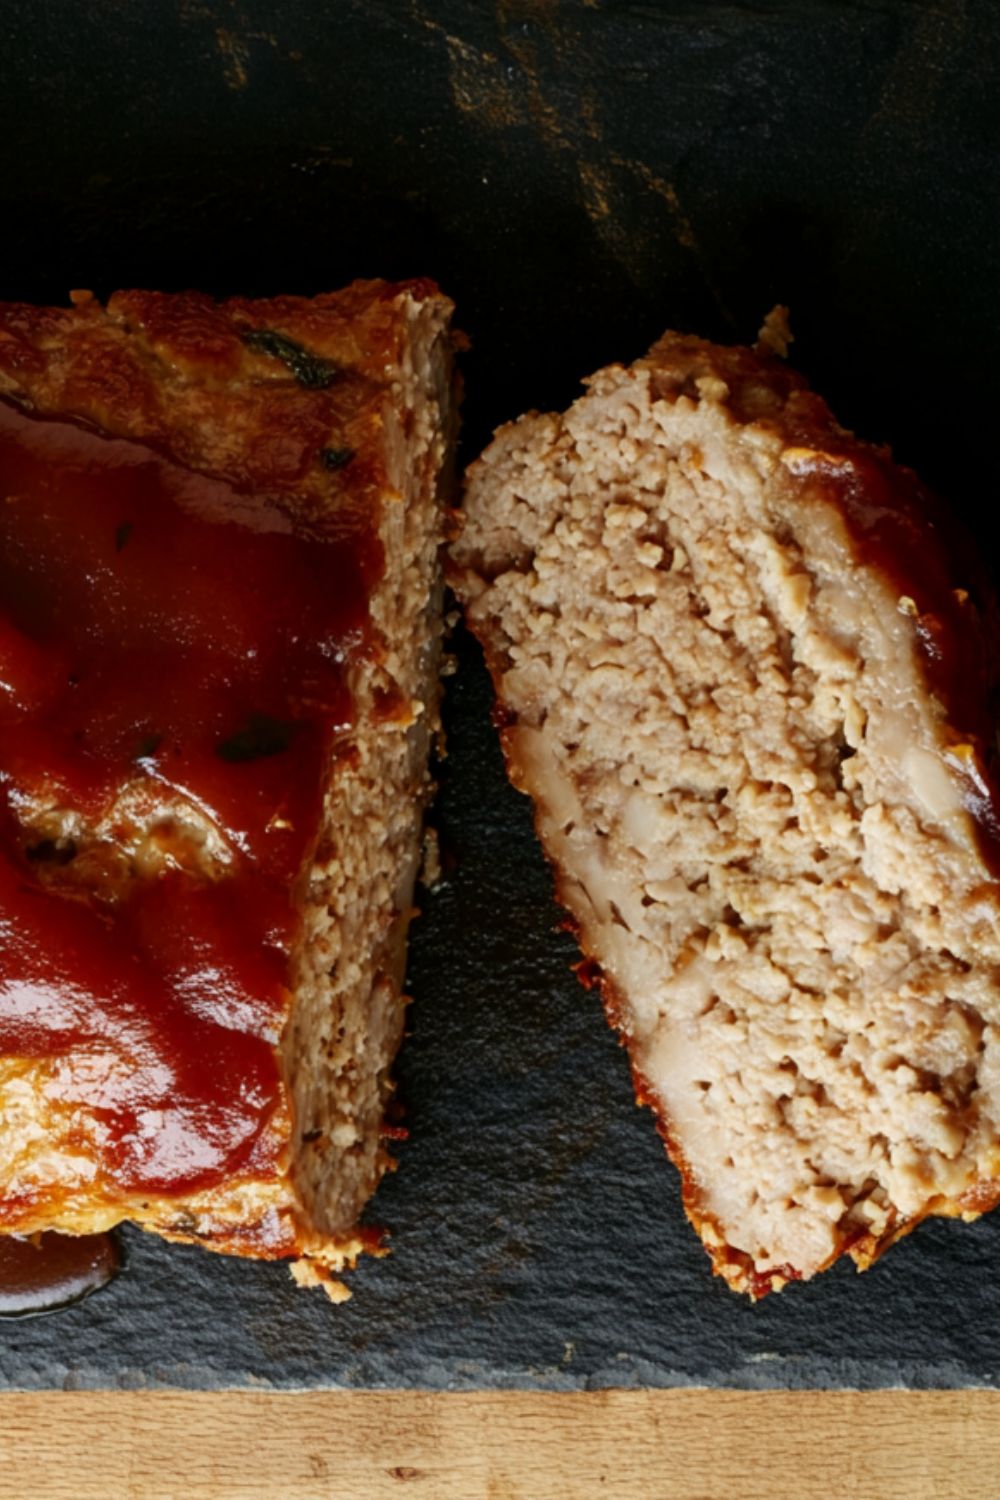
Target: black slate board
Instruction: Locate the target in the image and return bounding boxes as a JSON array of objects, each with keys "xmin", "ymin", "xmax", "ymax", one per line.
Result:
[{"xmin": 1, "ymin": 0, "xmax": 1000, "ymax": 1391}]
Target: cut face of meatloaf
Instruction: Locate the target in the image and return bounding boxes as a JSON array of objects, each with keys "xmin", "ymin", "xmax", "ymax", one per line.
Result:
[
  {"xmin": 0, "ymin": 280, "xmax": 456, "ymax": 1294},
  {"xmin": 451, "ymin": 316, "xmax": 1000, "ymax": 1296}
]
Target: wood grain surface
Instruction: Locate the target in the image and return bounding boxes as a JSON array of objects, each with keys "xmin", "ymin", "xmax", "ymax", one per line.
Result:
[{"xmin": 0, "ymin": 1390, "xmax": 997, "ymax": 1499}]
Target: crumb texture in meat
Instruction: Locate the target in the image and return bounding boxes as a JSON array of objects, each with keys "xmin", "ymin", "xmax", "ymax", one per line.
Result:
[
  {"xmin": 0, "ymin": 280, "xmax": 456, "ymax": 1279},
  {"xmin": 451, "ymin": 323, "xmax": 1000, "ymax": 1295}
]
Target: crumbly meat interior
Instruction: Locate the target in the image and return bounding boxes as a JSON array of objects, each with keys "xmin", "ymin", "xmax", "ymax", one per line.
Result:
[
  {"xmin": 453, "ymin": 335, "xmax": 1000, "ymax": 1294},
  {"xmin": 286, "ymin": 295, "xmax": 455, "ymax": 1251}
]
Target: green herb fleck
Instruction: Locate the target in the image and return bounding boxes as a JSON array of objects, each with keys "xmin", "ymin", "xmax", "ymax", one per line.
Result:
[
  {"xmin": 115, "ymin": 521, "xmax": 133, "ymax": 552},
  {"xmin": 216, "ymin": 713, "xmax": 299, "ymax": 764},
  {"xmin": 241, "ymin": 328, "xmax": 338, "ymax": 389},
  {"xmin": 319, "ymin": 446, "xmax": 355, "ymax": 471}
]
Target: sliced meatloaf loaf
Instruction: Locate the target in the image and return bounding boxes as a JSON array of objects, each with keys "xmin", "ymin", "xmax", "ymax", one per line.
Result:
[
  {"xmin": 450, "ymin": 314, "xmax": 1000, "ymax": 1296},
  {"xmin": 0, "ymin": 280, "xmax": 456, "ymax": 1295}
]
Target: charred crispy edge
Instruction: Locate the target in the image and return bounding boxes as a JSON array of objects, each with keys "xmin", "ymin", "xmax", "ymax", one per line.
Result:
[{"xmin": 451, "ymin": 328, "xmax": 1000, "ymax": 1295}]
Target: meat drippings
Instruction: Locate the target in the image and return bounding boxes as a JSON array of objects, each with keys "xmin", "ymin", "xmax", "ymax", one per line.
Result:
[{"xmin": 0, "ymin": 1230, "xmax": 120, "ymax": 1316}]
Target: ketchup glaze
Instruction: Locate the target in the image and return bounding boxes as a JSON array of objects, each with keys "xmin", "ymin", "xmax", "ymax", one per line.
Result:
[{"xmin": 0, "ymin": 395, "xmax": 381, "ymax": 1202}]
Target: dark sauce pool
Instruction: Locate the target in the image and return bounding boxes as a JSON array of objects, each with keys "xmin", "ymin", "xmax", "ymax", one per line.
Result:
[{"xmin": 0, "ymin": 1230, "xmax": 121, "ymax": 1317}]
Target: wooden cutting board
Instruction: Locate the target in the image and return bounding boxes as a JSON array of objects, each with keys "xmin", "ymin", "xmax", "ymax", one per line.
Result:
[{"xmin": 2, "ymin": 1390, "xmax": 999, "ymax": 1499}]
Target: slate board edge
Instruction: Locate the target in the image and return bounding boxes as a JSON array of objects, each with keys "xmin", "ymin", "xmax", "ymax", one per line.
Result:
[{"xmin": 2, "ymin": 1356, "xmax": 996, "ymax": 1394}]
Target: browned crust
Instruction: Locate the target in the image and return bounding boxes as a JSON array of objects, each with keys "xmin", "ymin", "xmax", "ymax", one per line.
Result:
[
  {"xmin": 452, "ymin": 326, "xmax": 1000, "ymax": 1297},
  {"xmin": 0, "ymin": 1178, "xmax": 387, "ymax": 1265},
  {"xmin": 0, "ymin": 278, "xmax": 450, "ymax": 522},
  {"xmin": 149, "ymin": 1213, "xmax": 386, "ymax": 1267}
]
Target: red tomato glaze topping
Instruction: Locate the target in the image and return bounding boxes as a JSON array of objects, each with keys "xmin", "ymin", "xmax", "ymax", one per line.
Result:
[{"xmin": 0, "ymin": 395, "xmax": 381, "ymax": 1198}]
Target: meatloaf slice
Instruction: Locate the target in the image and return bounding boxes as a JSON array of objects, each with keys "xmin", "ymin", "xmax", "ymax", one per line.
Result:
[
  {"xmin": 0, "ymin": 280, "xmax": 456, "ymax": 1296},
  {"xmin": 450, "ymin": 314, "xmax": 1000, "ymax": 1296}
]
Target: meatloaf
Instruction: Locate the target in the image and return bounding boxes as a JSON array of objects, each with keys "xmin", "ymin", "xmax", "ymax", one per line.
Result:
[
  {"xmin": 0, "ymin": 279, "xmax": 456, "ymax": 1296},
  {"xmin": 450, "ymin": 313, "xmax": 1000, "ymax": 1296}
]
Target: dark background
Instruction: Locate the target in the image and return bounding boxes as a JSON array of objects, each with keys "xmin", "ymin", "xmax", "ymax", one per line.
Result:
[{"xmin": 1, "ymin": 0, "xmax": 999, "ymax": 1390}]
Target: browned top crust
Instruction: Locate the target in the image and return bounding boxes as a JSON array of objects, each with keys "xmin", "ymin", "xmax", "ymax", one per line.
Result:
[{"xmin": 0, "ymin": 278, "xmax": 446, "ymax": 514}]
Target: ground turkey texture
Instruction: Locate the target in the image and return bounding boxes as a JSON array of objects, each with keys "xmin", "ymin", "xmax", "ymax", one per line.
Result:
[{"xmin": 450, "ymin": 312, "xmax": 1000, "ymax": 1297}]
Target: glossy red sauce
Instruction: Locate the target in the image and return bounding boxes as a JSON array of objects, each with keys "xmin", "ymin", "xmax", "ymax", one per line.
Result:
[{"xmin": 0, "ymin": 396, "xmax": 381, "ymax": 1198}]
